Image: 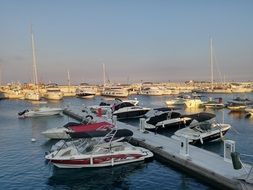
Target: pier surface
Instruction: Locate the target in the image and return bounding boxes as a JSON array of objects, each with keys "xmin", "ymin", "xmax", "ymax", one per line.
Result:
[{"xmin": 63, "ymin": 108, "xmax": 253, "ymax": 190}]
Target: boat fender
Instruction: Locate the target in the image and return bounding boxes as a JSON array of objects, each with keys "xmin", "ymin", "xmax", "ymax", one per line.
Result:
[
  {"xmin": 231, "ymin": 152, "xmax": 242, "ymax": 170},
  {"xmin": 86, "ymin": 115, "xmax": 93, "ymax": 120},
  {"xmin": 18, "ymin": 109, "xmax": 29, "ymax": 116}
]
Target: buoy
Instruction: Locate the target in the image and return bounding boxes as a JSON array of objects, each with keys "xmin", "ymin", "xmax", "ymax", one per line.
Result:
[{"xmin": 31, "ymin": 138, "xmax": 36, "ymax": 142}]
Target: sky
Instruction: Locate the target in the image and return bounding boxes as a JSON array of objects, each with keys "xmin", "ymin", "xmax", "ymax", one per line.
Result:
[{"xmin": 0, "ymin": 0, "xmax": 252, "ymax": 85}]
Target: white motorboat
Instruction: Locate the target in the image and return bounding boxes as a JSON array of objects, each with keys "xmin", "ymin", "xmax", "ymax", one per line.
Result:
[
  {"xmin": 172, "ymin": 112, "xmax": 231, "ymax": 144},
  {"xmin": 144, "ymin": 109, "xmax": 192, "ymax": 130},
  {"xmin": 112, "ymin": 102, "xmax": 150, "ymax": 120},
  {"xmin": 88, "ymin": 98, "xmax": 139, "ymax": 116},
  {"xmin": 203, "ymin": 97, "xmax": 224, "ymax": 109},
  {"xmin": 45, "ymin": 129, "xmax": 153, "ymax": 168},
  {"xmin": 165, "ymin": 95, "xmax": 190, "ymax": 107},
  {"xmin": 18, "ymin": 107, "xmax": 63, "ymax": 118},
  {"xmin": 184, "ymin": 94, "xmax": 204, "ymax": 108}
]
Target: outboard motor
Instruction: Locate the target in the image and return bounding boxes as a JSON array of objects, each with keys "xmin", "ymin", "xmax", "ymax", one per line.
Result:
[{"xmin": 18, "ymin": 109, "xmax": 29, "ymax": 116}]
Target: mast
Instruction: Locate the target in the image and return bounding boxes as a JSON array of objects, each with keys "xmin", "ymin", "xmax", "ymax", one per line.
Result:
[
  {"xmin": 102, "ymin": 63, "xmax": 106, "ymax": 89},
  {"xmin": 31, "ymin": 25, "xmax": 38, "ymax": 85},
  {"xmin": 210, "ymin": 37, "xmax": 214, "ymax": 91},
  {"xmin": 0, "ymin": 64, "xmax": 2, "ymax": 86},
  {"xmin": 67, "ymin": 69, "xmax": 71, "ymax": 86}
]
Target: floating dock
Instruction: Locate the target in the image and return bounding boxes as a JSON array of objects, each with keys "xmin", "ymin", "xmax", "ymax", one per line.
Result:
[{"xmin": 63, "ymin": 109, "xmax": 253, "ymax": 190}]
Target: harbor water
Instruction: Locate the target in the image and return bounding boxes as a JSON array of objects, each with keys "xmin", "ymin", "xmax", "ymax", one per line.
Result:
[{"xmin": 1, "ymin": 93, "xmax": 253, "ymax": 190}]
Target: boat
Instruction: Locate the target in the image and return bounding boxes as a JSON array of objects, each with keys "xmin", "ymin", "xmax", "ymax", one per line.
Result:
[
  {"xmin": 24, "ymin": 91, "xmax": 40, "ymax": 101},
  {"xmin": 45, "ymin": 128, "xmax": 153, "ymax": 168},
  {"xmin": 112, "ymin": 101, "xmax": 151, "ymax": 120},
  {"xmin": 25, "ymin": 27, "xmax": 41, "ymax": 101},
  {"xmin": 165, "ymin": 95, "xmax": 190, "ymax": 107},
  {"xmin": 18, "ymin": 107, "xmax": 63, "ymax": 118},
  {"xmin": 184, "ymin": 94, "xmax": 204, "ymax": 108},
  {"xmin": 227, "ymin": 104, "xmax": 247, "ymax": 112},
  {"xmin": 245, "ymin": 107, "xmax": 253, "ymax": 116},
  {"xmin": 42, "ymin": 120, "xmax": 113, "ymax": 140},
  {"xmin": 203, "ymin": 97, "xmax": 224, "ymax": 109},
  {"xmin": 140, "ymin": 86, "xmax": 163, "ymax": 96},
  {"xmin": 88, "ymin": 98, "xmax": 139, "ymax": 116},
  {"xmin": 230, "ymin": 83, "xmax": 252, "ymax": 93},
  {"xmin": 101, "ymin": 86, "xmax": 129, "ymax": 98},
  {"xmin": 144, "ymin": 109, "xmax": 192, "ymax": 130},
  {"xmin": 227, "ymin": 97, "xmax": 253, "ymax": 106},
  {"xmin": 76, "ymin": 83, "xmax": 98, "ymax": 99},
  {"xmin": 44, "ymin": 83, "xmax": 63, "ymax": 100},
  {"xmin": 172, "ymin": 112, "xmax": 231, "ymax": 144}
]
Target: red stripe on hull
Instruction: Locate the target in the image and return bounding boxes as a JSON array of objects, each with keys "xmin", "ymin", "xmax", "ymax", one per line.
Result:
[{"xmin": 50, "ymin": 154, "xmax": 142, "ymax": 165}]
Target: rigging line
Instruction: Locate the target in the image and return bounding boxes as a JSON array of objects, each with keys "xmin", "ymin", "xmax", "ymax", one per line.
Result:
[
  {"xmin": 240, "ymin": 153, "xmax": 253, "ymax": 158},
  {"xmin": 213, "ymin": 46, "xmax": 223, "ymax": 83}
]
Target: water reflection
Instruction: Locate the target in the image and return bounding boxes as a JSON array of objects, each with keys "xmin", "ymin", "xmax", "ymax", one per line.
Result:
[
  {"xmin": 228, "ymin": 111, "xmax": 247, "ymax": 120},
  {"xmin": 47, "ymin": 162, "xmax": 148, "ymax": 189}
]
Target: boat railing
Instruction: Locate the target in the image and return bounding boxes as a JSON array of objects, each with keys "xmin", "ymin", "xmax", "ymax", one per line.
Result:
[{"xmin": 90, "ymin": 128, "xmax": 118, "ymax": 155}]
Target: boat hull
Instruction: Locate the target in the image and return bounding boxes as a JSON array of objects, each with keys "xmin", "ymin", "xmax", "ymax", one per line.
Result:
[
  {"xmin": 22, "ymin": 108, "xmax": 63, "ymax": 118},
  {"xmin": 191, "ymin": 129, "xmax": 229, "ymax": 145},
  {"xmin": 46, "ymin": 146, "xmax": 153, "ymax": 168},
  {"xmin": 113, "ymin": 109, "xmax": 150, "ymax": 120}
]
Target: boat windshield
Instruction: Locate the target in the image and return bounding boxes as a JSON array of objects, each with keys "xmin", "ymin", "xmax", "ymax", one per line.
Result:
[{"xmin": 191, "ymin": 121, "xmax": 212, "ymax": 133}]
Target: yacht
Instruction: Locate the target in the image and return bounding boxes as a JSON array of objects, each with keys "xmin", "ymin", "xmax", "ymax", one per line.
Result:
[
  {"xmin": 24, "ymin": 90, "xmax": 40, "ymax": 101},
  {"xmin": 76, "ymin": 83, "xmax": 98, "ymax": 98},
  {"xmin": 44, "ymin": 84, "xmax": 63, "ymax": 100},
  {"xmin": 140, "ymin": 86, "xmax": 163, "ymax": 96},
  {"xmin": 101, "ymin": 86, "xmax": 129, "ymax": 98},
  {"xmin": 18, "ymin": 107, "xmax": 63, "ymax": 118},
  {"xmin": 231, "ymin": 83, "xmax": 252, "ymax": 93},
  {"xmin": 45, "ymin": 129, "xmax": 153, "ymax": 168},
  {"xmin": 172, "ymin": 112, "xmax": 231, "ymax": 144}
]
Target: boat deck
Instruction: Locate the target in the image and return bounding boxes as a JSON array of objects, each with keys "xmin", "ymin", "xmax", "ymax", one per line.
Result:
[{"xmin": 63, "ymin": 108, "xmax": 253, "ymax": 190}]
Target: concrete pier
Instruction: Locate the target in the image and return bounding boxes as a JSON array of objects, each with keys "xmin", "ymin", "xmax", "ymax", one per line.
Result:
[{"xmin": 63, "ymin": 108, "xmax": 253, "ymax": 190}]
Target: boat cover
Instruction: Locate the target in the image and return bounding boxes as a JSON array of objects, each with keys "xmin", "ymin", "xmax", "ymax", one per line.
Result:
[
  {"xmin": 68, "ymin": 129, "xmax": 133, "ymax": 138},
  {"xmin": 181, "ymin": 112, "xmax": 215, "ymax": 122},
  {"xmin": 69, "ymin": 121, "xmax": 113, "ymax": 133}
]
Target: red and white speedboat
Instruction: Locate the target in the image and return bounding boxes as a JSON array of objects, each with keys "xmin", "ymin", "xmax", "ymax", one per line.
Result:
[
  {"xmin": 45, "ymin": 129, "xmax": 153, "ymax": 168},
  {"xmin": 42, "ymin": 120, "xmax": 114, "ymax": 140}
]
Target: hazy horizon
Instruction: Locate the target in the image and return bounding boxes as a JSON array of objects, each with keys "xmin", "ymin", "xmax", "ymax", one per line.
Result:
[{"xmin": 1, "ymin": 0, "xmax": 253, "ymax": 85}]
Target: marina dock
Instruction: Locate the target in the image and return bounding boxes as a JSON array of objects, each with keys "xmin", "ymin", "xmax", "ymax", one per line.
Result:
[{"xmin": 63, "ymin": 108, "xmax": 253, "ymax": 190}]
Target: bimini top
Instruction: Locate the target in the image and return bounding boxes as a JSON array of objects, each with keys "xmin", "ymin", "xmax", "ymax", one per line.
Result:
[
  {"xmin": 182, "ymin": 112, "xmax": 216, "ymax": 122},
  {"xmin": 67, "ymin": 129, "xmax": 133, "ymax": 139}
]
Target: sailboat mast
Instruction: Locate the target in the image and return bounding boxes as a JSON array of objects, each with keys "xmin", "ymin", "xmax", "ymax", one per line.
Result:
[
  {"xmin": 67, "ymin": 70, "xmax": 71, "ymax": 86},
  {"xmin": 102, "ymin": 63, "xmax": 106, "ymax": 88},
  {"xmin": 210, "ymin": 38, "xmax": 214, "ymax": 91},
  {"xmin": 31, "ymin": 26, "xmax": 38, "ymax": 85}
]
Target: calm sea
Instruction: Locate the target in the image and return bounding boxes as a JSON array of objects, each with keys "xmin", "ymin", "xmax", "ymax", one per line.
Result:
[{"xmin": 0, "ymin": 93, "xmax": 253, "ymax": 190}]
